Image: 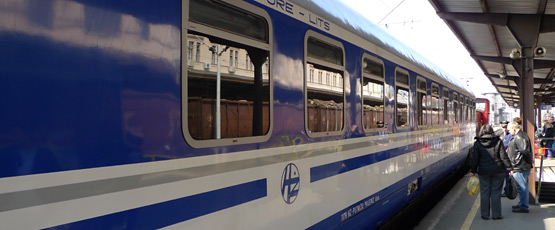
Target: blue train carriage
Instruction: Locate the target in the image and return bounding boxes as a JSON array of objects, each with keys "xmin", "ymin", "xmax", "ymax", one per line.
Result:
[{"xmin": 0, "ymin": 0, "xmax": 475, "ymax": 229}]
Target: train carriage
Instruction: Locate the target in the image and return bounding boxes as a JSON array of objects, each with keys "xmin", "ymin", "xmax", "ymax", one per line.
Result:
[{"xmin": 0, "ymin": 0, "xmax": 475, "ymax": 229}]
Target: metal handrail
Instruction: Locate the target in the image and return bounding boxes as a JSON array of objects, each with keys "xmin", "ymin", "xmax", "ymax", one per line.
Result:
[
  {"xmin": 534, "ymin": 137, "xmax": 550, "ymax": 204},
  {"xmin": 535, "ymin": 153, "xmax": 544, "ymax": 204}
]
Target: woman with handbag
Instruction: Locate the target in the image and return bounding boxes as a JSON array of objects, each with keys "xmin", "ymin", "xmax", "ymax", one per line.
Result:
[{"xmin": 470, "ymin": 124, "xmax": 513, "ymax": 220}]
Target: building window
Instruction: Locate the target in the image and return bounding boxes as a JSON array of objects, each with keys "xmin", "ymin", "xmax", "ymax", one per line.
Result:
[
  {"xmin": 229, "ymin": 50, "xmax": 233, "ymax": 67},
  {"xmin": 211, "ymin": 46, "xmax": 216, "ymax": 64},
  {"xmin": 246, "ymin": 54, "xmax": 250, "ymax": 70},
  {"xmin": 188, "ymin": 41, "xmax": 194, "ymax": 60},
  {"xmin": 235, "ymin": 51, "xmax": 238, "ymax": 67},
  {"xmin": 195, "ymin": 42, "xmax": 201, "ymax": 61}
]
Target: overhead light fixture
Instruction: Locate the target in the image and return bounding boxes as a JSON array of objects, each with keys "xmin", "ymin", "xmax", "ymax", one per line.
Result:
[
  {"xmin": 510, "ymin": 48, "xmax": 521, "ymax": 59},
  {"xmin": 498, "ymin": 72, "xmax": 506, "ymax": 79},
  {"xmin": 535, "ymin": 47, "xmax": 546, "ymax": 57}
]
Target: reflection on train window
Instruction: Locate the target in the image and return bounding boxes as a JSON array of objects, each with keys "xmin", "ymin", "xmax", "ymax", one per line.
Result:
[
  {"xmin": 417, "ymin": 78, "xmax": 427, "ymax": 126},
  {"xmin": 305, "ymin": 34, "xmax": 345, "ymax": 136},
  {"xmin": 362, "ymin": 56, "xmax": 384, "ymax": 131},
  {"xmin": 396, "ymin": 70, "xmax": 410, "ymax": 128},
  {"xmin": 185, "ymin": 0, "xmax": 271, "ymax": 146},
  {"xmin": 431, "ymin": 84, "xmax": 440, "ymax": 126},
  {"xmin": 453, "ymin": 93, "xmax": 459, "ymax": 123},
  {"xmin": 443, "ymin": 88, "xmax": 449, "ymax": 125}
]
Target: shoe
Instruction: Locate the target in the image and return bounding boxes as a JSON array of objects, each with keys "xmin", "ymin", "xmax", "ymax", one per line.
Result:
[
  {"xmin": 512, "ymin": 208, "xmax": 529, "ymax": 213},
  {"xmin": 481, "ymin": 216, "xmax": 489, "ymax": 220},
  {"xmin": 512, "ymin": 205, "xmax": 520, "ymax": 209},
  {"xmin": 493, "ymin": 216, "xmax": 504, "ymax": 220}
]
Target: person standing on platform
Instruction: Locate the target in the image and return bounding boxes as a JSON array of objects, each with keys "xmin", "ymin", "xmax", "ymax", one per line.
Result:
[
  {"xmin": 500, "ymin": 121, "xmax": 513, "ymax": 197},
  {"xmin": 501, "ymin": 121, "xmax": 513, "ymax": 148},
  {"xmin": 507, "ymin": 121, "xmax": 533, "ymax": 213},
  {"xmin": 541, "ymin": 119, "xmax": 554, "ymax": 158},
  {"xmin": 470, "ymin": 124, "xmax": 512, "ymax": 220}
]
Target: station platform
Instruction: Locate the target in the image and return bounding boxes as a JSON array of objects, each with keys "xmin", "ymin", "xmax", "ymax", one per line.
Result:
[{"xmin": 414, "ymin": 158, "xmax": 555, "ymax": 230}]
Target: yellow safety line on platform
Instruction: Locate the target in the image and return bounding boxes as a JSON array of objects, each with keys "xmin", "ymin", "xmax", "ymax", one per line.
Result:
[{"xmin": 461, "ymin": 194, "xmax": 480, "ymax": 230}]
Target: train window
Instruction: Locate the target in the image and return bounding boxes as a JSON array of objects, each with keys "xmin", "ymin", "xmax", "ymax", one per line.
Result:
[
  {"xmin": 184, "ymin": 0, "xmax": 273, "ymax": 148},
  {"xmin": 305, "ymin": 31, "xmax": 345, "ymax": 137},
  {"xmin": 417, "ymin": 78, "xmax": 427, "ymax": 127},
  {"xmin": 462, "ymin": 97, "xmax": 466, "ymax": 122},
  {"xmin": 459, "ymin": 97, "xmax": 464, "ymax": 123},
  {"xmin": 465, "ymin": 98, "xmax": 470, "ymax": 121},
  {"xmin": 431, "ymin": 84, "xmax": 440, "ymax": 126},
  {"xmin": 362, "ymin": 55, "xmax": 385, "ymax": 132},
  {"xmin": 443, "ymin": 88, "xmax": 449, "ymax": 125},
  {"xmin": 396, "ymin": 69, "xmax": 410, "ymax": 128},
  {"xmin": 453, "ymin": 93, "xmax": 459, "ymax": 123}
]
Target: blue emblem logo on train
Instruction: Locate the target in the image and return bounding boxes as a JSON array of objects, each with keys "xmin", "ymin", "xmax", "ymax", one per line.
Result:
[{"xmin": 281, "ymin": 163, "xmax": 300, "ymax": 204}]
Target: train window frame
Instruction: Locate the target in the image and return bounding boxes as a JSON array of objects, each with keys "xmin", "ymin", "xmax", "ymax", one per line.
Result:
[
  {"xmin": 361, "ymin": 54, "xmax": 385, "ymax": 133},
  {"xmin": 443, "ymin": 88, "xmax": 449, "ymax": 125},
  {"xmin": 395, "ymin": 68, "xmax": 410, "ymax": 129},
  {"xmin": 431, "ymin": 83, "xmax": 440, "ymax": 126},
  {"xmin": 182, "ymin": 0, "xmax": 274, "ymax": 148},
  {"xmin": 304, "ymin": 30, "xmax": 346, "ymax": 138},
  {"xmin": 416, "ymin": 77, "xmax": 428, "ymax": 128}
]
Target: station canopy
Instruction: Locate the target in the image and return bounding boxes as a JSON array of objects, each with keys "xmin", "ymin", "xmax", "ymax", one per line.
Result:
[{"xmin": 429, "ymin": 0, "xmax": 555, "ymax": 108}]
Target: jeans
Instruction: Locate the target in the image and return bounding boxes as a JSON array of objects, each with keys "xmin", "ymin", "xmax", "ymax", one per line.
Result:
[
  {"xmin": 513, "ymin": 170, "xmax": 531, "ymax": 210},
  {"xmin": 478, "ymin": 173, "xmax": 505, "ymax": 218}
]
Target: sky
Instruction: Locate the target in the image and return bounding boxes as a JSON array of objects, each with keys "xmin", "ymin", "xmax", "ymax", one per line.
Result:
[{"xmin": 339, "ymin": 0, "xmax": 497, "ymax": 97}]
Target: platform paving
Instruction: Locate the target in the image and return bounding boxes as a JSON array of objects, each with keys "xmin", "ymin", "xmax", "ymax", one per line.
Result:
[{"xmin": 414, "ymin": 158, "xmax": 555, "ymax": 230}]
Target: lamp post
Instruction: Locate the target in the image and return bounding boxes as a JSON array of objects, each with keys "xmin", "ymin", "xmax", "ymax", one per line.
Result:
[{"xmin": 210, "ymin": 44, "xmax": 229, "ymax": 139}]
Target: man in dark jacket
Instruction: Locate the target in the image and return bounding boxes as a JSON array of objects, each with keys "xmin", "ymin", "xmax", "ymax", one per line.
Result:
[{"xmin": 507, "ymin": 121, "xmax": 533, "ymax": 213}]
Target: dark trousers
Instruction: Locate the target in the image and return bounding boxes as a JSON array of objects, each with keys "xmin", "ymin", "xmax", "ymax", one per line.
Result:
[
  {"xmin": 478, "ymin": 173, "xmax": 505, "ymax": 218},
  {"xmin": 503, "ymin": 172, "xmax": 510, "ymax": 195}
]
